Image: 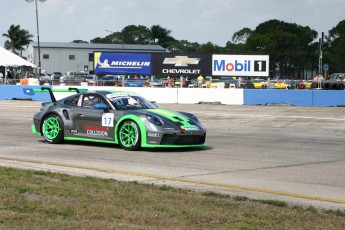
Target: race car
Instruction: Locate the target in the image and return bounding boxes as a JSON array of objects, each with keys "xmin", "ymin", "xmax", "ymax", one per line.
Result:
[{"xmin": 32, "ymin": 88, "xmax": 206, "ymax": 150}]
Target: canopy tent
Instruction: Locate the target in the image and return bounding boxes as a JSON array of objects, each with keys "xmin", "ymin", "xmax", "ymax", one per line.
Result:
[
  {"xmin": 0, "ymin": 46, "xmax": 36, "ymax": 84},
  {"xmin": 0, "ymin": 46, "xmax": 36, "ymax": 68}
]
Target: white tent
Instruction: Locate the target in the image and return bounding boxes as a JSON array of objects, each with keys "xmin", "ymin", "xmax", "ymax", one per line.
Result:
[
  {"xmin": 0, "ymin": 46, "xmax": 36, "ymax": 84},
  {"xmin": 0, "ymin": 46, "xmax": 36, "ymax": 68}
]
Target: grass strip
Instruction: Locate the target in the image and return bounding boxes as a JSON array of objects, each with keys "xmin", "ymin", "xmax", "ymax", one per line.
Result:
[{"xmin": 0, "ymin": 167, "xmax": 344, "ymax": 229}]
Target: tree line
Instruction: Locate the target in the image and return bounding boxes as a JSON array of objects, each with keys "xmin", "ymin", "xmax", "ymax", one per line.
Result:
[{"xmin": 3, "ymin": 20, "xmax": 345, "ymax": 78}]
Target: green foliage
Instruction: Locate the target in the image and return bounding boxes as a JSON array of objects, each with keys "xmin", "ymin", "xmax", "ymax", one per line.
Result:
[
  {"xmin": 2, "ymin": 24, "xmax": 33, "ymax": 55},
  {"xmin": 121, "ymin": 25, "xmax": 151, "ymax": 44},
  {"xmin": 324, "ymin": 20, "xmax": 345, "ymax": 72}
]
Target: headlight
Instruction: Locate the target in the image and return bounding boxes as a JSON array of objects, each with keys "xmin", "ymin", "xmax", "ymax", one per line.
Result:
[{"xmin": 146, "ymin": 115, "xmax": 163, "ymax": 126}]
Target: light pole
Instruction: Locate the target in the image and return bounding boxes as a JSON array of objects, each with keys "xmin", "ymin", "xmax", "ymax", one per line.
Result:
[{"xmin": 25, "ymin": 0, "xmax": 46, "ymax": 76}]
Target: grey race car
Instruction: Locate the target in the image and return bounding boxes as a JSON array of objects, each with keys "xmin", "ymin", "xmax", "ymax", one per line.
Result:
[{"xmin": 32, "ymin": 88, "xmax": 206, "ymax": 150}]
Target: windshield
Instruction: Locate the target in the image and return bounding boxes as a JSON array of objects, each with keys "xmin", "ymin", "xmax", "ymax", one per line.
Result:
[{"xmin": 106, "ymin": 93, "xmax": 158, "ymax": 110}]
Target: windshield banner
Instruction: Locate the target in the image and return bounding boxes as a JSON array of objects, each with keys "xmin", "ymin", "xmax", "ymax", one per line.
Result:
[{"xmin": 94, "ymin": 52, "xmax": 151, "ymax": 75}]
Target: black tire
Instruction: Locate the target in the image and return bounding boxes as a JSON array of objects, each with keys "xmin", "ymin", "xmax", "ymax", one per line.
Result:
[
  {"xmin": 331, "ymin": 82, "xmax": 338, "ymax": 90},
  {"xmin": 323, "ymin": 82, "xmax": 331, "ymax": 89},
  {"xmin": 337, "ymin": 83, "xmax": 344, "ymax": 90},
  {"xmin": 42, "ymin": 114, "xmax": 64, "ymax": 144},
  {"xmin": 118, "ymin": 121, "xmax": 141, "ymax": 151}
]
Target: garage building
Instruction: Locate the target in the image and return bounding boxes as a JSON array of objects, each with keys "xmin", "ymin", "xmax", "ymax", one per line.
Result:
[{"xmin": 26, "ymin": 42, "xmax": 166, "ymax": 74}]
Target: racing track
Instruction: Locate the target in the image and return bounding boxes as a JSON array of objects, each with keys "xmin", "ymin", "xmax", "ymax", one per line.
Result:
[{"xmin": 0, "ymin": 100, "xmax": 345, "ymax": 210}]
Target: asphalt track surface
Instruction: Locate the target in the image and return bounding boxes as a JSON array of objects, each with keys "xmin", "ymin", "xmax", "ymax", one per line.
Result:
[{"xmin": 0, "ymin": 100, "xmax": 345, "ymax": 210}]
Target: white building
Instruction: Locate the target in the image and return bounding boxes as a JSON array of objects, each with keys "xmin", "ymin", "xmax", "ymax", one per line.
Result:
[{"xmin": 26, "ymin": 42, "xmax": 166, "ymax": 74}]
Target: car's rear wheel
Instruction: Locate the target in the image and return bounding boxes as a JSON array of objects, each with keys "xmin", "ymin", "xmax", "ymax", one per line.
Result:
[
  {"xmin": 118, "ymin": 121, "xmax": 141, "ymax": 151},
  {"xmin": 42, "ymin": 114, "xmax": 64, "ymax": 144}
]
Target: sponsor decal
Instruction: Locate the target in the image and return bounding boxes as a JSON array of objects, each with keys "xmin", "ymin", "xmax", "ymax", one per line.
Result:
[
  {"xmin": 162, "ymin": 56, "xmax": 201, "ymax": 74},
  {"xmin": 102, "ymin": 113, "xmax": 114, "ymax": 127},
  {"xmin": 163, "ymin": 56, "xmax": 200, "ymax": 67},
  {"xmin": 147, "ymin": 132, "xmax": 161, "ymax": 137},
  {"xmin": 162, "ymin": 69, "xmax": 201, "ymax": 74},
  {"xmin": 70, "ymin": 129, "xmax": 78, "ymax": 133},
  {"xmin": 84, "ymin": 126, "xmax": 109, "ymax": 136},
  {"xmin": 212, "ymin": 55, "xmax": 269, "ymax": 77}
]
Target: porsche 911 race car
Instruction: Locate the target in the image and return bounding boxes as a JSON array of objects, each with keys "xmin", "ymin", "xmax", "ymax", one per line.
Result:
[{"xmin": 32, "ymin": 88, "xmax": 206, "ymax": 150}]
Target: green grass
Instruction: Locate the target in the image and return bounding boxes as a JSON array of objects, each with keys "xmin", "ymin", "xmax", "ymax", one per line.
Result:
[{"xmin": 0, "ymin": 167, "xmax": 344, "ymax": 229}]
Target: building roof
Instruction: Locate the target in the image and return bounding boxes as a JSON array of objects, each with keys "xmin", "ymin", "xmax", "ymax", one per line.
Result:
[
  {"xmin": 30, "ymin": 42, "xmax": 167, "ymax": 52},
  {"xmin": 0, "ymin": 46, "xmax": 36, "ymax": 67}
]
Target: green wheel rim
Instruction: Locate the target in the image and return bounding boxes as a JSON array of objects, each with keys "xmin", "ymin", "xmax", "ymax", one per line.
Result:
[
  {"xmin": 43, "ymin": 117, "xmax": 60, "ymax": 140},
  {"xmin": 119, "ymin": 122, "xmax": 138, "ymax": 148}
]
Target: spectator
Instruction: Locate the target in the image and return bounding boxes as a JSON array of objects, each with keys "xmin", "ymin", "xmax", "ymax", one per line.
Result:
[
  {"xmin": 0, "ymin": 71, "xmax": 3, "ymax": 84},
  {"xmin": 197, "ymin": 74, "xmax": 204, "ymax": 88}
]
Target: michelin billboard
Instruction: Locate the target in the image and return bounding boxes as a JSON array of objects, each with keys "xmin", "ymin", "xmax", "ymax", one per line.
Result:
[{"xmin": 94, "ymin": 52, "xmax": 151, "ymax": 75}]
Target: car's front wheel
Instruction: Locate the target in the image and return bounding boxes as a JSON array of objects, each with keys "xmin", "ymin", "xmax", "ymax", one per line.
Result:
[
  {"xmin": 118, "ymin": 121, "xmax": 141, "ymax": 151},
  {"xmin": 42, "ymin": 114, "xmax": 64, "ymax": 144}
]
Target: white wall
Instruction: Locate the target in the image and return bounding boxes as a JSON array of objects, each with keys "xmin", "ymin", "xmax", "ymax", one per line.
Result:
[{"xmin": 53, "ymin": 86, "xmax": 244, "ymax": 105}]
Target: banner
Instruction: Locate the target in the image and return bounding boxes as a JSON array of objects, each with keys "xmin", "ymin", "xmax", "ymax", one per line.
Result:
[
  {"xmin": 151, "ymin": 53, "xmax": 212, "ymax": 76},
  {"xmin": 93, "ymin": 52, "xmax": 151, "ymax": 75},
  {"xmin": 212, "ymin": 55, "xmax": 269, "ymax": 77}
]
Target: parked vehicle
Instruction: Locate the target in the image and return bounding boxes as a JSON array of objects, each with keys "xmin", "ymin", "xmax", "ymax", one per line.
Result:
[
  {"xmin": 98, "ymin": 75, "xmax": 120, "ymax": 86},
  {"xmin": 83, "ymin": 75, "xmax": 98, "ymax": 84},
  {"xmin": 50, "ymin": 72, "xmax": 62, "ymax": 85},
  {"xmin": 39, "ymin": 73, "xmax": 51, "ymax": 84},
  {"xmin": 151, "ymin": 78, "xmax": 163, "ymax": 87},
  {"xmin": 253, "ymin": 79, "xmax": 268, "ymax": 89},
  {"xmin": 65, "ymin": 71, "xmax": 76, "ymax": 80}
]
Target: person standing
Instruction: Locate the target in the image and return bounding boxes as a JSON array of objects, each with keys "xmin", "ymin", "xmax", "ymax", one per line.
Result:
[
  {"xmin": 197, "ymin": 74, "xmax": 204, "ymax": 88},
  {"xmin": 0, "ymin": 72, "xmax": 3, "ymax": 84}
]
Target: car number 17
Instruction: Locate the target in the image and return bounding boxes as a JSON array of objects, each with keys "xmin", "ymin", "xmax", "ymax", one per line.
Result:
[{"xmin": 102, "ymin": 113, "xmax": 114, "ymax": 127}]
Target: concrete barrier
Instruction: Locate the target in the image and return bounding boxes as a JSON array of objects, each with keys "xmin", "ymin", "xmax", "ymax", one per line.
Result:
[
  {"xmin": 1, "ymin": 85, "xmax": 345, "ymax": 106},
  {"xmin": 244, "ymin": 89, "xmax": 345, "ymax": 106},
  {"xmin": 244, "ymin": 89, "xmax": 312, "ymax": 106},
  {"xmin": 0, "ymin": 85, "xmax": 51, "ymax": 101}
]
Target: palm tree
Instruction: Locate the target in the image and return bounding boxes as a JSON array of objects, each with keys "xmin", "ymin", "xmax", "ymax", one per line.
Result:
[
  {"xmin": 150, "ymin": 25, "xmax": 175, "ymax": 48},
  {"xmin": 2, "ymin": 24, "xmax": 33, "ymax": 55}
]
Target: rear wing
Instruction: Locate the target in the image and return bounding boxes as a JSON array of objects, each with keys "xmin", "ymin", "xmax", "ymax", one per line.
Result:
[{"xmin": 37, "ymin": 87, "xmax": 88, "ymax": 102}]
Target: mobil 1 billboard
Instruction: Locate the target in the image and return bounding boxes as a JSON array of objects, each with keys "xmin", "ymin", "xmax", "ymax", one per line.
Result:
[
  {"xmin": 151, "ymin": 53, "xmax": 212, "ymax": 77},
  {"xmin": 212, "ymin": 55, "xmax": 269, "ymax": 77}
]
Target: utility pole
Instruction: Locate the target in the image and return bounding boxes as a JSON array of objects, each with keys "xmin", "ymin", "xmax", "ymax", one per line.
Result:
[
  {"xmin": 25, "ymin": 0, "xmax": 46, "ymax": 76},
  {"xmin": 318, "ymin": 32, "xmax": 324, "ymax": 77}
]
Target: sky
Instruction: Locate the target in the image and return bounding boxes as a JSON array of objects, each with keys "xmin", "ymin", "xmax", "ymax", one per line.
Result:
[{"xmin": 1, "ymin": 0, "xmax": 345, "ymax": 48}]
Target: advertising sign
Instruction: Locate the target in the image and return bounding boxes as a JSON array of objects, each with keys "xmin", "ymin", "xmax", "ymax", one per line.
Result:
[
  {"xmin": 212, "ymin": 55, "xmax": 269, "ymax": 77},
  {"xmin": 151, "ymin": 53, "xmax": 212, "ymax": 76},
  {"xmin": 94, "ymin": 52, "xmax": 151, "ymax": 75}
]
